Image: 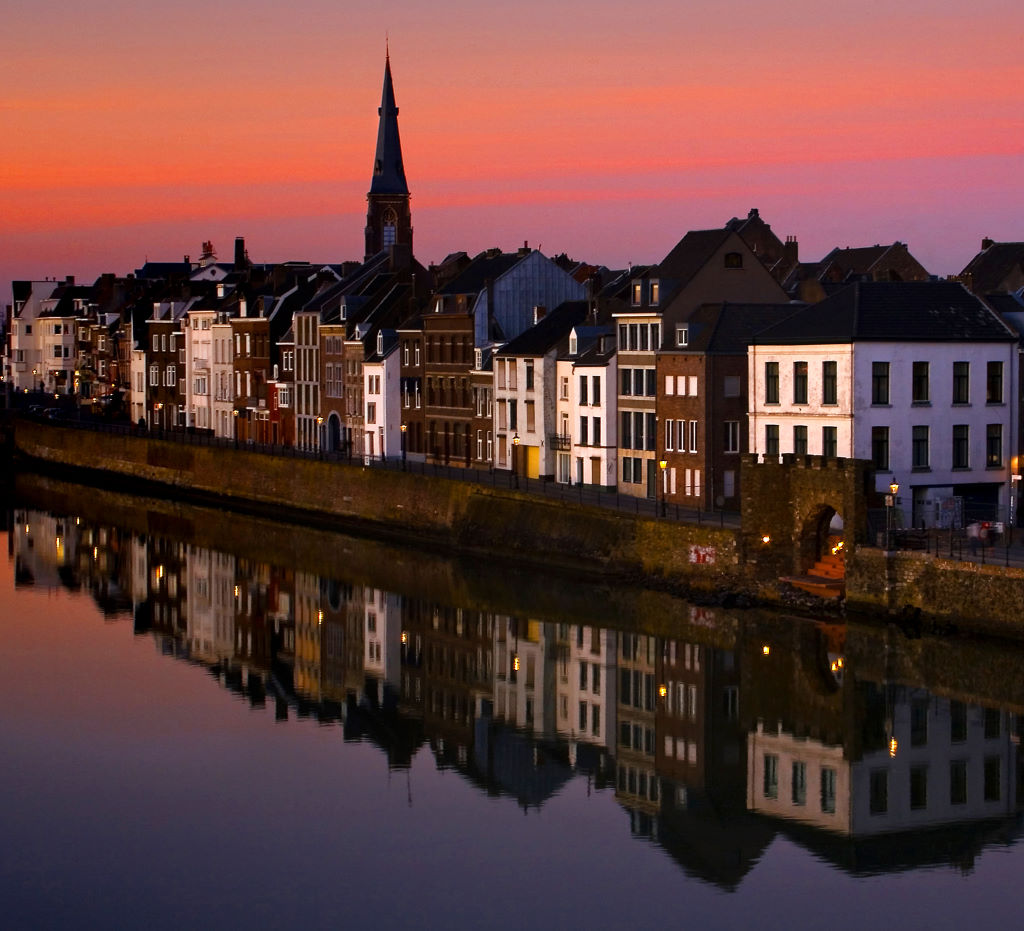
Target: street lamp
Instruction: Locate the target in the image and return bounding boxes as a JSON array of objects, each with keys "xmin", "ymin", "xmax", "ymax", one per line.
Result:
[
  {"xmin": 316, "ymin": 415, "xmax": 324, "ymax": 459},
  {"xmin": 659, "ymin": 459, "xmax": 668, "ymax": 517},
  {"xmin": 512, "ymin": 432, "xmax": 520, "ymax": 489},
  {"xmin": 400, "ymin": 422, "xmax": 407, "ymax": 470},
  {"xmin": 232, "ymin": 408, "xmax": 239, "ymax": 448},
  {"xmin": 886, "ymin": 479, "xmax": 899, "ymax": 550}
]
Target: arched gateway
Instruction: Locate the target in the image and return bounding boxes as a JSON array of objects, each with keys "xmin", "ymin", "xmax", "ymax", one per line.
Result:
[{"xmin": 741, "ymin": 453, "xmax": 873, "ymax": 596}]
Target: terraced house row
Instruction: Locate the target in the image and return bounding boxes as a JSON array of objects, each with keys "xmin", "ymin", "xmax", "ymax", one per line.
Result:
[{"xmin": 4, "ymin": 54, "xmax": 1024, "ymax": 529}]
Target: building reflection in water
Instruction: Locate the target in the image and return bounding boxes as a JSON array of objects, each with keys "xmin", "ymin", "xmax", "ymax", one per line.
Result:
[{"xmin": 9, "ymin": 502, "xmax": 1024, "ymax": 885}]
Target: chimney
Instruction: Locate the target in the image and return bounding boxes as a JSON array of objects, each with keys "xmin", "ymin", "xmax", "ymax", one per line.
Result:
[
  {"xmin": 66, "ymin": 275, "xmax": 75, "ymax": 287},
  {"xmin": 216, "ymin": 282, "xmax": 225, "ymax": 299},
  {"xmin": 982, "ymin": 237, "xmax": 994, "ymax": 251},
  {"xmin": 784, "ymin": 235, "xmax": 799, "ymax": 266},
  {"xmin": 239, "ymin": 296, "xmax": 247, "ymax": 317},
  {"xmin": 533, "ymin": 304, "xmax": 546, "ymax": 325},
  {"xmin": 519, "ymin": 240, "xmax": 530, "ymax": 257},
  {"xmin": 234, "ymin": 237, "xmax": 246, "ymax": 268}
]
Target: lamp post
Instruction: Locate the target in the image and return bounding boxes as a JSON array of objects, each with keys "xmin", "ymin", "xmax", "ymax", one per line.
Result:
[
  {"xmin": 659, "ymin": 458, "xmax": 668, "ymax": 517},
  {"xmin": 232, "ymin": 408, "xmax": 238, "ymax": 448},
  {"xmin": 316, "ymin": 415, "xmax": 324, "ymax": 459},
  {"xmin": 512, "ymin": 432, "xmax": 520, "ymax": 489},
  {"xmin": 400, "ymin": 422, "xmax": 407, "ymax": 471},
  {"xmin": 886, "ymin": 479, "xmax": 899, "ymax": 550}
]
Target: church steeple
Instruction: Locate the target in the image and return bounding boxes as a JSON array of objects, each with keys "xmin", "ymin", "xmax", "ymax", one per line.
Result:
[{"xmin": 365, "ymin": 50, "xmax": 412, "ymax": 260}]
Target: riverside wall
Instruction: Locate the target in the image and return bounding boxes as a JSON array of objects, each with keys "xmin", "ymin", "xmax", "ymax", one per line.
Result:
[
  {"xmin": 12, "ymin": 419, "xmax": 1024, "ymax": 635},
  {"xmin": 12, "ymin": 421, "xmax": 750, "ymax": 599}
]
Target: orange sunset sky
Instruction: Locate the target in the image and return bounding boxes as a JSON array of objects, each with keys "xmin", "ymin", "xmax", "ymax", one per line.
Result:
[{"xmin": 2, "ymin": 0, "xmax": 1022, "ymax": 300}]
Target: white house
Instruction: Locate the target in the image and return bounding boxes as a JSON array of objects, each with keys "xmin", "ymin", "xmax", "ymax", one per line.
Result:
[
  {"xmin": 748, "ymin": 281, "xmax": 1018, "ymax": 527},
  {"xmin": 555, "ymin": 325, "xmax": 618, "ymax": 486}
]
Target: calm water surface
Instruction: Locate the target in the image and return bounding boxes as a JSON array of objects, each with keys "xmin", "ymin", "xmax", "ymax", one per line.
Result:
[{"xmin": 2, "ymin": 475, "xmax": 1023, "ymax": 930}]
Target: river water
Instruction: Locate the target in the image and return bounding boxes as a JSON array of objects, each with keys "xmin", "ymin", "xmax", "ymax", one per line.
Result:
[{"xmin": 2, "ymin": 471, "xmax": 1023, "ymax": 930}]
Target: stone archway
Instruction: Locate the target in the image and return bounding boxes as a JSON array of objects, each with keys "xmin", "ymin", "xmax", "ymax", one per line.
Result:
[{"xmin": 797, "ymin": 504, "xmax": 843, "ymax": 576}]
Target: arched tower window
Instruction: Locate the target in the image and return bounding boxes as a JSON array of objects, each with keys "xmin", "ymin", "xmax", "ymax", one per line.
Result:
[{"xmin": 382, "ymin": 208, "xmax": 398, "ymax": 247}]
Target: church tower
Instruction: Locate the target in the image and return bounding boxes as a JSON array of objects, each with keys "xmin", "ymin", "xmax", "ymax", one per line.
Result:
[{"xmin": 365, "ymin": 51, "xmax": 412, "ymax": 261}]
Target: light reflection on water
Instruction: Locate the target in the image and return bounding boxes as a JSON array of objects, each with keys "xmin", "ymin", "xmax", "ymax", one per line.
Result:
[{"xmin": 2, "ymin": 479, "xmax": 1024, "ymax": 930}]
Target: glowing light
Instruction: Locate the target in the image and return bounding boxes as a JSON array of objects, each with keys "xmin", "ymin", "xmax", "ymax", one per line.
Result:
[
  {"xmin": 658, "ymin": 684, "xmax": 668, "ymax": 698},
  {"xmin": 761, "ymin": 534, "xmax": 771, "ymax": 545},
  {"xmin": 889, "ymin": 737, "xmax": 898, "ymax": 757},
  {"xmin": 762, "ymin": 645, "xmax": 771, "ymax": 655},
  {"xmin": 318, "ymin": 610, "xmax": 323, "ymax": 625},
  {"xmin": 513, "ymin": 654, "xmax": 520, "ymax": 672},
  {"xmin": 401, "ymin": 631, "xmax": 408, "ymax": 644}
]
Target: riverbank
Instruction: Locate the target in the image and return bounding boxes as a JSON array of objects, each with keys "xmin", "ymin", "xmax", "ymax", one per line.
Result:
[{"xmin": 10, "ymin": 417, "xmax": 1024, "ymax": 637}]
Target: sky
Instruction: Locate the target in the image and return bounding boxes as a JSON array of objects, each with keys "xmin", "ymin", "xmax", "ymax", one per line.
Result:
[{"xmin": 2, "ymin": 0, "xmax": 1022, "ymax": 303}]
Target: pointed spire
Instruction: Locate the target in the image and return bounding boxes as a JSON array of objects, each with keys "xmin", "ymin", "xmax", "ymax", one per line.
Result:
[{"xmin": 369, "ymin": 51, "xmax": 408, "ymax": 196}]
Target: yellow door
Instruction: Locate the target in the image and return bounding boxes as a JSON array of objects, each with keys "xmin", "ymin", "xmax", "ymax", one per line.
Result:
[{"xmin": 527, "ymin": 445, "xmax": 540, "ymax": 479}]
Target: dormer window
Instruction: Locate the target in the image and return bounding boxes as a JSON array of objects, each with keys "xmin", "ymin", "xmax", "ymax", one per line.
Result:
[
  {"xmin": 724, "ymin": 252, "xmax": 743, "ymax": 269},
  {"xmin": 435, "ymin": 297, "xmax": 444, "ymax": 313},
  {"xmin": 474, "ymin": 348, "xmax": 483, "ymax": 370},
  {"xmin": 676, "ymin": 325, "xmax": 689, "ymax": 347},
  {"xmin": 569, "ymin": 335, "xmax": 578, "ymax": 356},
  {"xmin": 376, "ymin": 331, "xmax": 384, "ymax": 355},
  {"xmin": 631, "ymin": 281, "xmax": 642, "ymax": 306},
  {"xmin": 650, "ymin": 280, "xmax": 660, "ymax": 305}
]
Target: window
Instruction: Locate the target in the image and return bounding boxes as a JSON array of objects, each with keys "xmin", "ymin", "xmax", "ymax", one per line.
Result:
[
  {"xmin": 579, "ymin": 661, "xmax": 588, "ymax": 690},
  {"xmin": 823, "ymin": 426, "xmax": 837, "ymax": 458},
  {"xmin": 689, "ymin": 420, "xmax": 698, "ymax": 453},
  {"xmin": 765, "ymin": 424, "xmax": 779, "ymax": 457},
  {"xmin": 952, "ymin": 424, "xmax": 969, "ymax": 469},
  {"xmin": 149, "ymin": 365, "xmax": 159, "ymax": 387},
  {"xmin": 951, "ymin": 701, "xmax": 967, "ymax": 742},
  {"xmin": 580, "ymin": 374, "xmax": 589, "ymax": 405},
  {"xmin": 650, "ymin": 280, "xmax": 660, "ymax": 305},
  {"xmin": 724, "ymin": 251, "xmax": 743, "ymax": 269},
  {"xmin": 793, "ymin": 362, "xmax": 808, "ymax": 404},
  {"xmin": 592, "ymin": 418, "xmax": 601, "ymax": 446},
  {"xmin": 984, "ymin": 756, "xmax": 1001, "ymax": 802},
  {"xmin": 676, "ymin": 325, "xmax": 688, "ymax": 347},
  {"xmin": 631, "ymin": 281, "xmax": 642, "ymax": 305},
  {"xmin": 987, "ymin": 424, "xmax": 1002, "ymax": 467},
  {"xmin": 950, "ymin": 760, "xmax": 967, "ymax": 805},
  {"xmin": 763, "ymin": 754, "xmax": 778, "ymax": 798},
  {"xmin": 984, "ymin": 708, "xmax": 1001, "ymax": 739},
  {"xmin": 559, "ymin": 376, "xmax": 569, "ymax": 400},
  {"xmin": 987, "ymin": 361, "xmax": 1004, "ymax": 403},
  {"xmin": 872, "ymin": 361, "xmax": 890, "ymax": 405},
  {"xmin": 869, "ymin": 769, "xmax": 888, "ymax": 814},
  {"xmin": 820, "ymin": 767, "xmax": 836, "ymax": 814},
  {"xmin": 525, "ymin": 360, "xmax": 534, "ymax": 391},
  {"xmin": 793, "ymin": 425, "xmax": 807, "ymax": 456},
  {"xmin": 592, "ymin": 376, "xmax": 600, "ymax": 401},
  {"xmin": 912, "ymin": 425, "xmax": 929, "ymax": 469},
  {"xmin": 666, "ymin": 419, "xmax": 675, "ymax": 451},
  {"xmin": 822, "ymin": 360, "xmax": 838, "ymax": 405},
  {"xmin": 166, "ymin": 366, "xmax": 176, "ymax": 387},
  {"xmin": 765, "ymin": 362, "xmax": 779, "ymax": 404},
  {"xmin": 871, "ymin": 426, "xmax": 889, "ymax": 470},
  {"xmin": 724, "ymin": 421, "xmax": 740, "ymax": 453},
  {"xmin": 792, "ymin": 761, "xmax": 807, "ymax": 805},
  {"xmin": 579, "ymin": 416, "xmax": 588, "ymax": 446},
  {"xmin": 910, "ymin": 765, "xmax": 928, "ymax": 810},
  {"xmin": 953, "ymin": 361, "xmax": 970, "ymax": 404},
  {"xmin": 913, "ymin": 361, "xmax": 930, "ymax": 403},
  {"xmin": 366, "ymin": 402, "xmax": 376, "ymax": 424},
  {"xmin": 723, "ymin": 375, "xmax": 740, "ymax": 397}
]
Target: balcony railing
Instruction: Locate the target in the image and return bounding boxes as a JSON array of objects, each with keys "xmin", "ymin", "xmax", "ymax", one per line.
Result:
[{"xmin": 549, "ymin": 433, "xmax": 572, "ymax": 451}]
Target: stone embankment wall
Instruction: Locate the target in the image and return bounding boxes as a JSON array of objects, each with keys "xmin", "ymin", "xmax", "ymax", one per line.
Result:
[
  {"xmin": 846, "ymin": 546, "xmax": 1024, "ymax": 637},
  {"xmin": 13, "ymin": 421, "xmax": 747, "ymax": 596}
]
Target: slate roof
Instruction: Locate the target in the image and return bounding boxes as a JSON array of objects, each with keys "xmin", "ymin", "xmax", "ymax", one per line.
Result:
[
  {"xmin": 685, "ymin": 302, "xmax": 806, "ymax": 354},
  {"xmin": 750, "ymin": 280, "xmax": 1016, "ymax": 345},
  {"xmin": 496, "ymin": 301, "xmax": 589, "ymax": 356},
  {"xmin": 439, "ymin": 251, "xmax": 525, "ymax": 296},
  {"xmin": 369, "ymin": 54, "xmax": 409, "ymax": 196},
  {"xmin": 959, "ymin": 242, "xmax": 1024, "ymax": 294},
  {"xmin": 656, "ymin": 229, "xmax": 733, "ymax": 285}
]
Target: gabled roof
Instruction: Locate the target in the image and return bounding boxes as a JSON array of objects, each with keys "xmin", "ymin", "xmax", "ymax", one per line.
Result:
[
  {"xmin": 656, "ymin": 229, "xmax": 734, "ymax": 285},
  {"xmin": 959, "ymin": 241, "xmax": 1024, "ymax": 295},
  {"xmin": 750, "ymin": 280, "xmax": 1015, "ymax": 345},
  {"xmin": 496, "ymin": 301, "xmax": 589, "ymax": 356}
]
